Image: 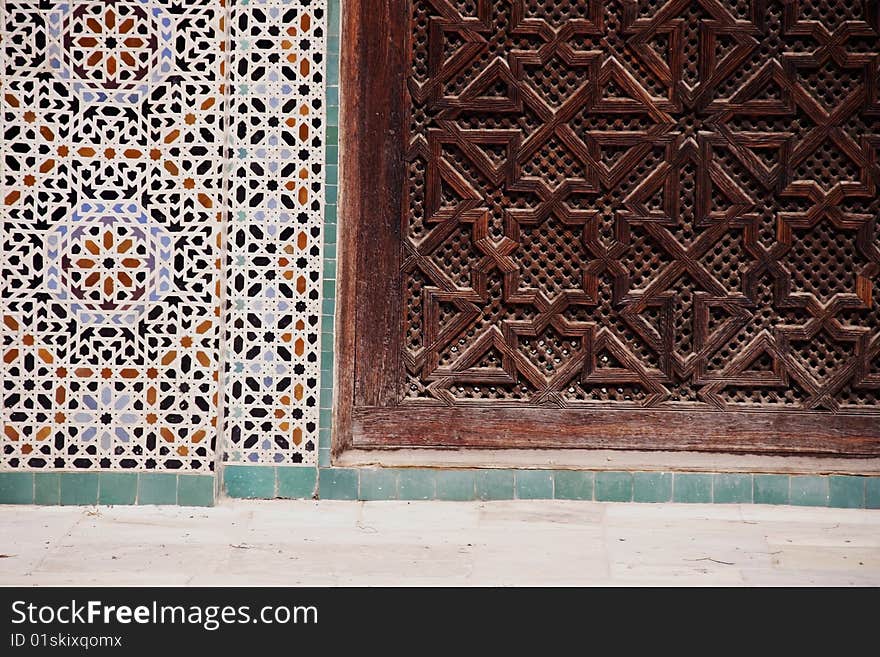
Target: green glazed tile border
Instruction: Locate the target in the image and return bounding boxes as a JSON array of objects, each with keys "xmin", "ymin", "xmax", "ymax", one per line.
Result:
[
  {"xmin": 866, "ymin": 478, "xmax": 880, "ymax": 509},
  {"xmin": 360, "ymin": 469, "xmax": 399, "ymax": 500},
  {"xmin": 754, "ymin": 474, "xmax": 789, "ymax": 505},
  {"xmin": 2, "ymin": 468, "xmax": 879, "ymax": 508},
  {"xmin": 476, "ymin": 469, "xmax": 515, "ymax": 501},
  {"xmin": 515, "ymin": 470, "xmax": 553, "ymax": 499},
  {"xmin": 319, "ymin": 0, "xmax": 341, "ymax": 464},
  {"xmin": 61, "ymin": 473, "xmax": 99, "ymax": 506},
  {"xmin": 633, "ymin": 472, "xmax": 672, "ymax": 503},
  {"xmin": 399, "ymin": 469, "xmax": 435, "ymax": 500},
  {"xmin": 554, "ymin": 470, "xmax": 594, "ymax": 500},
  {"xmin": 138, "ymin": 473, "xmax": 178, "ymax": 506},
  {"xmin": 319, "ymin": 467, "xmax": 358, "ymax": 500},
  {"xmin": 790, "ymin": 475, "xmax": 829, "ymax": 507},
  {"xmin": 713, "ymin": 473, "xmax": 753, "ymax": 504},
  {"xmin": 0, "ymin": 472, "xmax": 33, "ymax": 505},
  {"xmin": 277, "ymin": 467, "xmax": 318, "ymax": 499},
  {"xmin": 223, "ymin": 465, "xmax": 275, "ymax": 499},
  {"xmin": 673, "ymin": 473, "xmax": 712, "ymax": 503},
  {"xmin": 829, "ymin": 475, "xmax": 865, "ymax": 509},
  {"xmin": 34, "ymin": 473, "xmax": 61, "ymax": 505},
  {"xmin": 436, "ymin": 470, "xmax": 476, "ymax": 501},
  {"xmin": 0, "ymin": 472, "xmax": 214, "ymax": 506},
  {"xmin": 99, "ymin": 473, "xmax": 137, "ymax": 506},
  {"xmin": 595, "ymin": 471, "xmax": 633, "ymax": 502},
  {"xmin": 177, "ymin": 476, "xmax": 215, "ymax": 508},
  {"xmin": 239, "ymin": 468, "xmax": 880, "ymax": 508}
]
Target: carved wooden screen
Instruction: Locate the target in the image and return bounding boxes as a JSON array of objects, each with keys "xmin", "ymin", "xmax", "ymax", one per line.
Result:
[{"xmin": 337, "ymin": 0, "xmax": 880, "ymax": 456}]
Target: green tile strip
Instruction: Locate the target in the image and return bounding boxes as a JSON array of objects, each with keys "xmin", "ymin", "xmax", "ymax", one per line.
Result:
[
  {"xmin": 476, "ymin": 469, "xmax": 515, "ymax": 500},
  {"xmin": 435, "ymin": 470, "xmax": 476, "ymax": 501},
  {"xmin": 633, "ymin": 472, "xmax": 672, "ymax": 503},
  {"xmin": 274, "ymin": 469, "xmax": 880, "ymax": 507},
  {"xmin": 554, "ymin": 471, "xmax": 594, "ymax": 500},
  {"xmin": 99, "ymin": 473, "xmax": 137, "ymax": 506},
  {"xmin": 318, "ymin": 0, "xmax": 341, "ymax": 471},
  {"xmin": 713, "ymin": 473, "xmax": 753, "ymax": 504},
  {"xmin": 867, "ymin": 478, "xmax": 880, "ymax": 509},
  {"xmin": 34, "ymin": 473, "xmax": 61, "ymax": 505},
  {"xmin": 829, "ymin": 475, "xmax": 865, "ymax": 509},
  {"xmin": 399, "ymin": 469, "xmax": 435, "ymax": 500},
  {"xmin": 220, "ymin": 465, "xmax": 318, "ymax": 500},
  {"xmin": 595, "ymin": 471, "xmax": 633, "ymax": 502},
  {"xmin": 0, "ymin": 472, "xmax": 214, "ymax": 507},
  {"xmin": 754, "ymin": 474, "xmax": 790, "ymax": 505},
  {"xmin": 2, "ymin": 468, "xmax": 880, "ymax": 508},
  {"xmin": 319, "ymin": 468, "xmax": 358, "ymax": 500},
  {"xmin": 277, "ymin": 467, "xmax": 318, "ymax": 499},
  {"xmin": 515, "ymin": 470, "xmax": 553, "ymax": 499},
  {"xmin": 673, "ymin": 473, "xmax": 712, "ymax": 503},
  {"xmin": 138, "ymin": 473, "xmax": 178, "ymax": 506},
  {"xmin": 223, "ymin": 466, "xmax": 275, "ymax": 499},
  {"xmin": 0, "ymin": 472, "xmax": 33, "ymax": 504},
  {"xmin": 790, "ymin": 475, "xmax": 829, "ymax": 507},
  {"xmin": 360, "ymin": 469, "xmax": 399, "ymax": 500}
]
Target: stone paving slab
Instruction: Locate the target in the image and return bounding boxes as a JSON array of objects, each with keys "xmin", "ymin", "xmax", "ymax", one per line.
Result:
[{"xmin": 0, "ymin": 501, "xmax": 878, "ymax": 586}]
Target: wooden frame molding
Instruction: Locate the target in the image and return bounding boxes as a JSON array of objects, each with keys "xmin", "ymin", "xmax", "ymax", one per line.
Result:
[{"xmin": 335, "ymin": 1, "xmax": 880, "ymax": 459}]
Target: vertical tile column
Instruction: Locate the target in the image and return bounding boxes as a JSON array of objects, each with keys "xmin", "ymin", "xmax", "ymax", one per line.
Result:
[
  {"xmin": 1, "ymin": 1, "xmax": 226, "ymax": 490},
  {"xmin": 222, "ymin": 0, "xmax": 326, "ymax": 479},
  {"xmin": 318, "ymin": 0, "xmax": 339, "ymax": 469}
]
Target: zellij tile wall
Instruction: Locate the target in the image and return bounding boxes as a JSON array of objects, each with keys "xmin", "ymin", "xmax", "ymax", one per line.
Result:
[
  {"xmin": 0, "ymin": 0, "xmax": 326, "ymax": 505},
  {"xmin": 2, "ymin": 1, "xmax": 879, "ymax": 508}
]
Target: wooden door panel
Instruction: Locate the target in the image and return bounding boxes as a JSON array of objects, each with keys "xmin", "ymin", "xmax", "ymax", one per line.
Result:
[{"xmin": 337, "ymin": 0, "xmax": 880, "ymax": 456}]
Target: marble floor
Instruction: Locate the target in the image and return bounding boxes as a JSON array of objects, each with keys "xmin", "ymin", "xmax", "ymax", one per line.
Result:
[{"xmin": 1, "ymin": 500, "xmax": 878, "ymax": 586}]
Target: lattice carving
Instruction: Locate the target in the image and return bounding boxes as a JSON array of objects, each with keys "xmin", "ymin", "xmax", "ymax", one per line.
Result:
[{"xmin": 402, "ymin": 0, "xmax": 880, "ymax": 413}]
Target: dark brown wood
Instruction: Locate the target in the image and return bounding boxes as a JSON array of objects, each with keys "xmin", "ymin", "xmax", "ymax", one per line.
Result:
[
  {"xmin": 352, "ymin": 407, "xmax": 880, "ymax": 456},
  {"xmin": 337, "ymin": 0, "xmax": 880, "ymax": 457},
  {"xmin": 335, "ymin": 0, "xmax": 409, "ymax": 454}
]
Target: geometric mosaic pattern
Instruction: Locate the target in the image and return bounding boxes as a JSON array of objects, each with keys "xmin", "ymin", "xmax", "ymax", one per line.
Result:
[
  {"xmin": 1, "ymin": 0, "xmax": 227, "ymax": 471},
  {"xmin": 45, "ymin": 200, "xmax": 175, "ymax": 326},
  {"xmin": 222, "ymin": 0, "xmax": 325, "ymax": 465}
]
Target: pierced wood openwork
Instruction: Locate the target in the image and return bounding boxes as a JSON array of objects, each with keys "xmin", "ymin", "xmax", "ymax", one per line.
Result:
[{"xmin": 338, "ymin": 0, "xmax": 880, "ymax": 456}]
